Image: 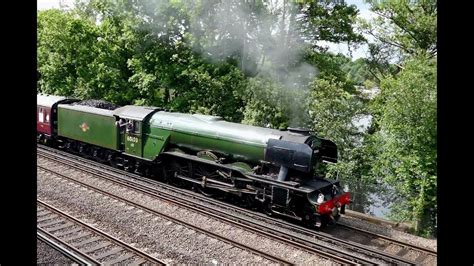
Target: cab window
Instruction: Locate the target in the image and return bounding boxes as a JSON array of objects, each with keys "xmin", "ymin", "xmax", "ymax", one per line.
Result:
[
  {"xmin": 133, "ymin": 121, "xmax": 140, "ymax": 133},
  {"xmin": 126, "ymin": 120, "xmax": 140, "ymax": 134}
]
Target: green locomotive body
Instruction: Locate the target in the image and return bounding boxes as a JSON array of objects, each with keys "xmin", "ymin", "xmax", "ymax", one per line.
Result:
[
  {"xmin": 42, "ymin": 94, "xmax": 350, "ymax": 227},
  {"xmin": 146, "ymin": 112, "xmax": 270, "ymax": 163}
]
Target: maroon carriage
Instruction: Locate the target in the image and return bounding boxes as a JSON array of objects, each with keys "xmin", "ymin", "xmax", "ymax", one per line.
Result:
[{"xmin": 37, "ymin": 94, "xmax": 76, "ymax": 143}]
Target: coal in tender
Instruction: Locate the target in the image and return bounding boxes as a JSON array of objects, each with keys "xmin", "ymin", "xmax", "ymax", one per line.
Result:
[{"xmin": 73, "ymin": 99, "xmax": 121, "ymax": 110}]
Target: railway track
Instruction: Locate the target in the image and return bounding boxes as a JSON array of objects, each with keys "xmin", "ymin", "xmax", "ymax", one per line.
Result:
[
  {"xmin": 38, "ymin": 145, "xmax": 434, "ymax": 264},
  {"xmin": 37, "ymin": 199, "xmax": 166, "ymax": 265},
  {"xmin": 38, "ymin": 165, "xmax": 293, "ymax": 265},
  {"xmin": 331, "ymin": 224, "xmax": 437, "ymax": 264},
  {"xmin": 37, "ymin": 230, "xmax": 93, "ymax": 265},
  {"xmin": 38, "ymin": 147, "xmax": 366, "ymax": 265}
]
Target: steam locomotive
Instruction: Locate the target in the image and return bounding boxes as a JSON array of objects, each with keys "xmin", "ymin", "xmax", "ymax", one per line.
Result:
[{"xmin": 37, "ymin": 94, "xmax": 350, "ymax": 227}]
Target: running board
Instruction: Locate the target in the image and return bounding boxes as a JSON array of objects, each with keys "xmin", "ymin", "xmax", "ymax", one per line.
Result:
[
  {"xmin": 174, "ymin": 173, "xmax": 256, "ymax": 194},
  {"xmin": 162, "ymin": 151, "xmax": 315, "ymax": 194},
  {"xmin": 270, "ymin": 207, "xmax": 303, "ymax": 221}
]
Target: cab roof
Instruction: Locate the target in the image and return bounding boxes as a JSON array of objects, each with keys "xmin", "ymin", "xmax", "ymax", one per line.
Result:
[{"xmin": 113, "ymin": 105, "xmax": 162, "ymax": 121}]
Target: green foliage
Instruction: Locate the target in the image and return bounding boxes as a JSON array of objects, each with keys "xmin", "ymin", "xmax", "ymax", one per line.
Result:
[
  {"xmin": 359, "ymin": 0, "xmax": 437, "ymax": 83},
  {"xmin": 241, "ymin": 77, "xmax": 302, "ymax": 129},
  {"xmin": 38, "ymin": 10, "xmax": 99, "ymax": 96},
  {"xmin": 306, "ymin": 78, "xmax": 370, "ymax": 182},
  {"xmin": 370, "ymin": 55, "xmax": 436, "ymax": 236},
  {"xmin": 37, "ymin": 9, "xmax": 135, "ymax": 104},
  {"xmin": 38, "ymin": 3, "xmax": 248, "ymax": 121},
  {"xmin": 306, "ymin": 52, "xmax": 355, "ymax": 91},
  {"xmin": 307, "ymin": 78, "xmax": 365, "ymax": 152},
  {"xmin": 172, "ymin": 58, "xmax": 247, "ymax": 122},
  {"xmin": 37, "ymin": 0, "xmax": 437, "ymax": 237},
  {"xmin": 352, "ymin": 0, "xmax": 438, "ymax": 236},
  {"xmin": 364, "ymin": 0, "xmax": 437, "ymax": 56},
  {"xmin": 341, "ymin": 58, "xmax": 371, "ymax": 86},
  {"xmin": 296, "ymin": 0, "xmax": 365, "ymax": 45}
]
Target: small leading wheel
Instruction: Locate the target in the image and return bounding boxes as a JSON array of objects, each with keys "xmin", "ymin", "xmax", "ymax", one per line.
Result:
[
  {"xmin": 301, "ymin": 204, "xmax": 319, "ymax": 228},
  {"xmin": 328, "ymin": 206, "xmax": 341, "ymax": 225}
]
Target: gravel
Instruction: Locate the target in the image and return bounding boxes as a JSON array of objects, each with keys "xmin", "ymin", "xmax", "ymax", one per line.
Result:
[
  {"xmin": 38, "ymin": 151, "xmax": 437, "ymax": 264},
  {"xmin": 37, "ymin": 239, "xmax": 75, "ymax": 265},
  {"xmin": 38, "ymin": 157, "xmax": 340, "ymax": 264},
  {"xmin": 38, "ymin": 166, "xmax": 322, "ymax": 264}
]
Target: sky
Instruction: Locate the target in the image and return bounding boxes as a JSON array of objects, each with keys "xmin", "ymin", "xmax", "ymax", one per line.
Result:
[
  {"xmin": 37, "ymin": 0, "xmax": 375, "ymax": 60},
  {"xmin": 37, "ymin": 0, "xmax": 73, "ymax": 10},
  {"xmin": 324, "ymin": 0, "xmax": 376, "ymax": 59}
]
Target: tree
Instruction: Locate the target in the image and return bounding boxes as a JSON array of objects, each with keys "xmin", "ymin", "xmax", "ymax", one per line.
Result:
[
  {"xmin": 306, "ymin": 78, "xmax": 369, "ymax": 180},
  {"xmin": 359, "ymin": 0, "xmax": 437, "ymax": 82},
  {"xmin": 353, "ymin": 0, "xmax": 437, "ymax": 236},
  {"xmin": 370, "ymin": 55, "xmax": 436, "ymax": 236},
  {"xmin": 363, "ymin": 0, "xmax": 436, "ymax": 56},
  {"xmin": 37, "ymin": 8, "xmax": 135, "ymax": 104},
  {"xmin": 39, "ymin": 1, "xmax": 249, "ymax": 120},
  {"xmin": 297, "ymin": 0, "xmax": 365, "ymax": 47},
  {"xmin": 37, "ymin": 9, "xmax": 99, "ymax": 96},
  {"xmin": 241, "ymin": 76, "xmax": 301, "ymax": 129},
  {"xmin": 341, "ymin": 58, "xmax": 371, "ymax": 86},
  {"xmin": 306, "ymin": 51, "xmax": 355, "ymax": 92}
]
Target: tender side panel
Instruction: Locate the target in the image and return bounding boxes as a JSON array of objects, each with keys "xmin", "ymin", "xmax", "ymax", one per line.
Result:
[{"xmin": 57, "ymin": 106, "xmax": 119, "ymax": 150}]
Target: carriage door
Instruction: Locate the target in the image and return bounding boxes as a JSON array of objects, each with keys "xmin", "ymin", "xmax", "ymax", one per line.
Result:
[{"xmin": 125, "ymin": 119, "xmax": 142, "ymax": 157}]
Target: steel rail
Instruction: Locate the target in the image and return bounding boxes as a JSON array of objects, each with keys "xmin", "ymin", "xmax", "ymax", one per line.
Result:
[
  {"xmin": 37, "ymin": 199, "xmax": 166, "ymax": 265},
  {"xmin": 38, "ymin": 149, "xmax": 370, "ymax": 265},
  {"xmin": 38, "ymin": 167, "xmax": 293, "ymax": 265},
  {"xmin": 37, "ymin": 228, "xmax": 98, "ymax": 265},
  {"xmin": 38, "ymin": 145, "xmax": 420, "ymax": 264},
  {"xmin": 337, "ymin": 223, "xmax": 437, "ymax": 256}
]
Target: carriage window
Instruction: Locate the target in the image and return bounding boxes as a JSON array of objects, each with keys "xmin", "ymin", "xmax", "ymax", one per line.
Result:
[
  {"xmin": 38, "ymin": 108, "xmax": 44, "ymax": 123},
  {"xmin": 45, "ymin": 114, "xmax": 50, "ymax": 122}
]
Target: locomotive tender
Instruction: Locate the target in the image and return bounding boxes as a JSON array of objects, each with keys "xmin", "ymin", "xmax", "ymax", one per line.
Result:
[{"xmin": 37, "ymin": 94, "xmax": 351, "ymax": 227}]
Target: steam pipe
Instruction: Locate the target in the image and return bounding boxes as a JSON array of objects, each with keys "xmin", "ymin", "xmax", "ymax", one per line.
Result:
[{"xmin": 277, "ymin": 166, "xmax": 289, "ymax": 182}]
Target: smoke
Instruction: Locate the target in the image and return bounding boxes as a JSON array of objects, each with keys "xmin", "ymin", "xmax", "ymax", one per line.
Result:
[
  {"xmin": 184, "ymin": 0, "xmax": 319, "ymax": 126},
  {"xmin": 131, "ymin": 0, "xmax": 319, "ymax": 126},
  {"xmin": 188, "ymin": 0, "xmax": 318, "ymax": 78}
]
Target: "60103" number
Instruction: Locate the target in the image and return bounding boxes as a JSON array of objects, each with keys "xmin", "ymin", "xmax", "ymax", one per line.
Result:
[{"xmin": 127, "ymin": 136, "xmax": 139, "ymax": 143}]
